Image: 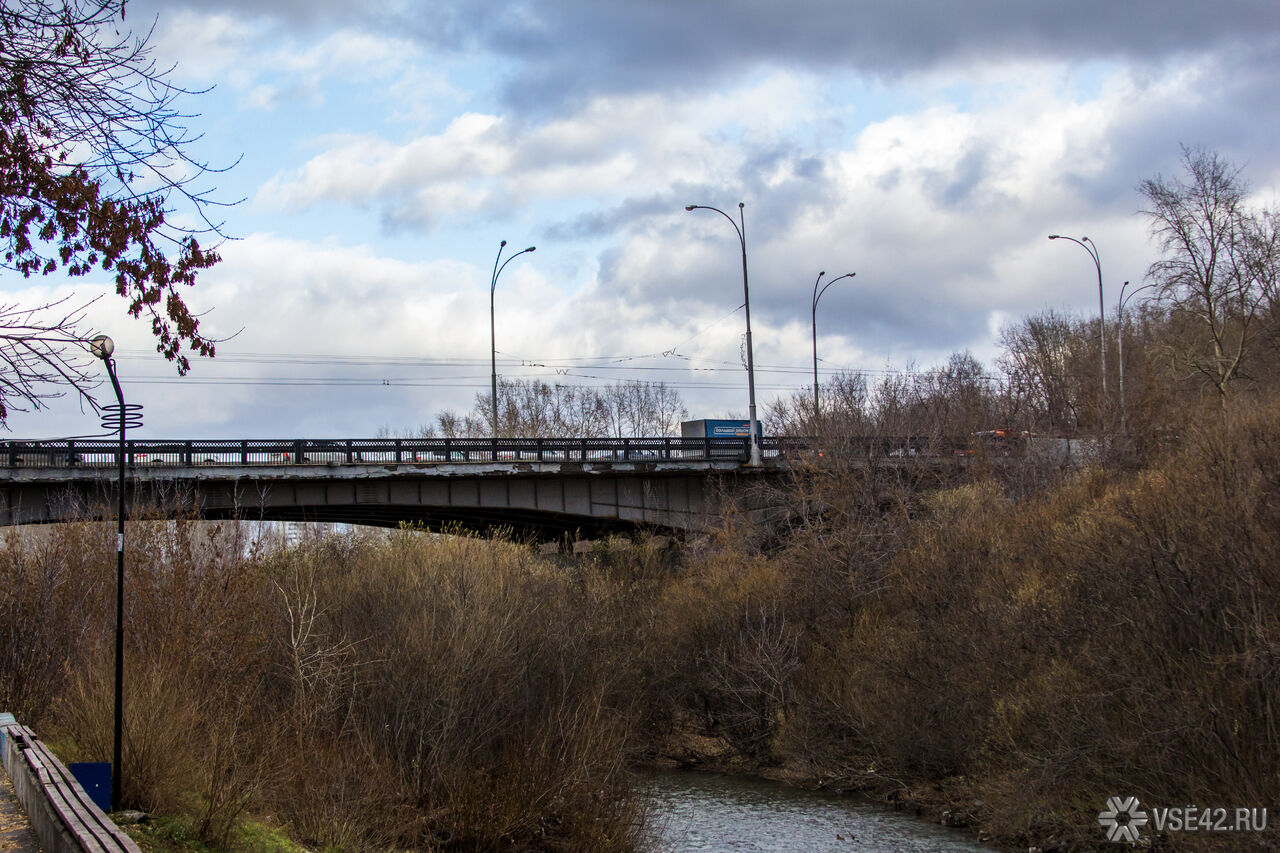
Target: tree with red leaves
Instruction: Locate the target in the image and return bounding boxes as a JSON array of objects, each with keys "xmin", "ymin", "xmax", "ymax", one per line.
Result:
[{"xmin": 0, "ymin": 0, "xmax": 230, "ymax": 422}]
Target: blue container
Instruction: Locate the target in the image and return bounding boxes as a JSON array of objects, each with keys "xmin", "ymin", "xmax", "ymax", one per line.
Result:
[
  {"xmin": 68, "ymin": 762, "xmax": 112, "ymax": 812},
  {"xmin": 0, "ymin": 712, "xmax": 14, "ymax": 759}
]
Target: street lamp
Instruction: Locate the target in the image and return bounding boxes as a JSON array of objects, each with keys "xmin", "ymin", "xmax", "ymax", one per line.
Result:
[
  {"xmin": 1048, "ymin": 234, "xmax": 1107, "ymax": 399},
  {"xmin": 89, "ymin": 334, "xmax": 130, "ymax": 811},
  {"xmin": 686, "ymin": 202, "xmax": 761, "ymax": 467},
  {"xmin": 811, "ymin": 271, "xmax": 855, "ymax": 425},
  {"xmin": 489, "ymin": 240, "xmax": 535, "ymax": 437},
  {"xmin": 1116, "ymin": 279, "xmax": 1156, "ymax": 427}
]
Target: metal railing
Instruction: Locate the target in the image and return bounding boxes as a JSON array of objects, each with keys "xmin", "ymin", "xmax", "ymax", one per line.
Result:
[
  {"xmin": 0, "ymin": 435, "xmax": 999, "ymax": 470},
  {"xmin": 0, "ymin": 436, "xmax": 812, "ymax": 468}
]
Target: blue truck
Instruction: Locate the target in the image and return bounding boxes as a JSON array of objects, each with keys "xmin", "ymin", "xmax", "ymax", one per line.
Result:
[{"xmin": 680, "ymin": 419, "xmax": 762, "ymax": 439}]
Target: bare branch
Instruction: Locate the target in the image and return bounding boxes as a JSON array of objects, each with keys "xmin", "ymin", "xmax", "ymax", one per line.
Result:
[
  {"xmin": 0, "ymin": 293, "xmax": 103, "ymax": 422},
  {"xmin": 0, "ymin": 0, "xmax": 234, "ymax": 423},
  {"xmin": 1139, "ymin": 146, "xmax": 1275, "ymax": 402}
]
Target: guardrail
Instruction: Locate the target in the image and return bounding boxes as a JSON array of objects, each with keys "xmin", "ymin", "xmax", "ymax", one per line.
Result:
[
  {"xmin": 0, "ymin": 435, "xmax": 991, "ymax": 469},
  {"xmin": 0, "ymin": 436, "xmax": 802, "ymax": 468},
  {"xmin": 0, "ymin": 720, "xmax": 140, "ymax": 853}
]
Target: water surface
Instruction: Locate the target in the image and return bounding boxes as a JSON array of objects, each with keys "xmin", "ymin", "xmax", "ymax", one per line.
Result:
[{"xmin": 643, "ymin": 770, "xmax": 995, "ymax": 852}]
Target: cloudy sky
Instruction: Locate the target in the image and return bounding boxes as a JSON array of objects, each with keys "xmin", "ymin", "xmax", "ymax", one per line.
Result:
[{"xmin": 5, "ymin": 0, "xmax": 1280, "ymax": 438}]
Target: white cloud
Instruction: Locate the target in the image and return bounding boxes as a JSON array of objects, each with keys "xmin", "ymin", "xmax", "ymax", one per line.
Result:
[
  {"xmin": 157, "ymin": 11, "xmax": 424, "ymax": 111},
  {"xmin": 254, "ymin": 72, "xmax": 826, "ymax": 223}
]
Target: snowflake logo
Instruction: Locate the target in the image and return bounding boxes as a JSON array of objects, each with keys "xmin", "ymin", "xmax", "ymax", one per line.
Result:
[{"xmin": 1098, "ymin": 796, "xmax": 1149, "ymax": 843}]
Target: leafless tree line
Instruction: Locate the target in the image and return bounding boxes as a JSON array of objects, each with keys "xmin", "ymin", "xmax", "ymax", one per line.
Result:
[{"xmin": 386, "ymin": 377, "xmax": 690, "ymax": 438}]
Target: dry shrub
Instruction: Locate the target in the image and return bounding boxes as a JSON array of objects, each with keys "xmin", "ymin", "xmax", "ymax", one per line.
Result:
[
  {"xmin": 764, "ymin": 400, "xmax": 1280, "ymax": 848},
  {"xmin": 52, "ymin": 515, "xmax": 274, "ymax": 842},
  {"xmin": 632, "ymin": 531, "xmax": 801, "ymax": 761},
  {"xmin": 262, "ymin": 528, "xmax": 644, "ymax": 852},
  {"xmin": 0, "ymin": 521, "xmax": 109, "ymax": 725},
  {"xmin": 1, "ymin": 513, "xmax": 648, "ymax": 851}
]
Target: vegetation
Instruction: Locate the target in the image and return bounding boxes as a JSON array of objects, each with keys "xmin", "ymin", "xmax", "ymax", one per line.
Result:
[
  {"xmin": 702, "ymin": 397, "xmax": 1280, "ymax": 849},
  {"xmin": 2, "ymin": 521, "xmax": 647, "ymax": 851}
]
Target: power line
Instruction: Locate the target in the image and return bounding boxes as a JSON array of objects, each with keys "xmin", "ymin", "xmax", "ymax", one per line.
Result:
[
  {"xmin": 114, "ymin": 349, "xmax": 1002, "ymax": 386},
  {"xmin": 116, "ymin": 348, "xmax": 870, "ymax": 377}
]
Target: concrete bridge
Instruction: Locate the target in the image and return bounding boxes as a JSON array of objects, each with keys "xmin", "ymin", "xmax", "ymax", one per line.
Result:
[{"xmin": 0, "ymin": 437, "xmax": 796, "ymax": 540}]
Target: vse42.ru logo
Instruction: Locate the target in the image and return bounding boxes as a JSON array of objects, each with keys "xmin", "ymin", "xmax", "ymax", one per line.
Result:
[{"xmin": 1099, "ymin": 796, "xmax": 1267, "ymax": 843}]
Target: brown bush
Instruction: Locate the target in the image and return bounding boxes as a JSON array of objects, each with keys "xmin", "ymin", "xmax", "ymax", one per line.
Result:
[
  {"xmin": 0, "ymin": 521, "xmax": 108, "ymax": 726},
  {"xmin": 0, "ymin": 518, "xmax": 648, "ymax": 851},
  {"xmin": 737, "ymin": 400, "xmax": 1280, "ymax": 849},
  {"xmin": 258, "ymin": 528, "xmax": 644, "ymax": 851}
]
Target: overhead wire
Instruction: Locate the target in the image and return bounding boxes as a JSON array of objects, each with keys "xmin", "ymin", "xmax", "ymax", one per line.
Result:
[{"xmin": 109, "ymin": 318, "xmax": 1006, "ymax": 393}]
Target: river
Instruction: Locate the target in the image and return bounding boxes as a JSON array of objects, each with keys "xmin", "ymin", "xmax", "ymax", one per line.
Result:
[{"xmin": 643, "ymin": 770, "xmax": 997, "ymax": 852}]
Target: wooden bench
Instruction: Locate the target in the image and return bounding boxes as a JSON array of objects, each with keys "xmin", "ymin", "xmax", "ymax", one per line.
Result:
[{"xmin": 0, "ymin": 722, "xmax": 140, "ymax": 853}]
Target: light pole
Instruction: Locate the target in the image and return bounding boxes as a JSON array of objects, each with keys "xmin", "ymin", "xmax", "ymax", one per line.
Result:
[
  {"xmin": 89, "ymin": 334, "xmax": 129, "ymax": 811},
  {"xmin": 811, "ymin": 271, "xmax": 855, "ymax": 426},
  {"xmin": 489, "ymin": 240, "xmax": 535, "ymax": 437},
  {"xmin": 1116, "ymin": 279, "xmax": 1156, "ymax": 427},
  {"xmin": 686, "ymin": 202, "xmax": 761, "ymax": 466},
  {"xmin": 1048, "ymin": 234, "xmax": 1107, "ymax": 399}
]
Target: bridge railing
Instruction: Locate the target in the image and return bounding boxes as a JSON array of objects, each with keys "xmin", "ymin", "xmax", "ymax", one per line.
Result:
[
  {"xmin": 0, "ymin": 435, "xmax": 1001, "ymax": 469},
  {"xmin": 0, "ymin": 436, "xmax": 818, "ymax": 468}
]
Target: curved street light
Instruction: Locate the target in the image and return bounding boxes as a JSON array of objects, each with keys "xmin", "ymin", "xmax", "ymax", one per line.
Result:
[
  {"xmin": 489, "ymin": 240, "xmax": 536, "ymax": 438},
  {"xmin": 1048, "ymin": 234, "xmax": 1107, "ymax": 399},
  {"xmin": 811, "ymin": 271, "xmax": 855, "ymax": 424},
  {"xmin": 686, "ymin": 202, "xmax": 760, "ymax": 466},
  {"xmin": 1115, "ymin": 279, "xmax": 1157, "ymax": 427},
  {"xmin": 89, "ymin": 334, "xmax": 127, "ymax": 811}
]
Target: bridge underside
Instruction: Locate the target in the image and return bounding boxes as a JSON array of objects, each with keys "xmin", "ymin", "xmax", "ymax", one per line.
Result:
[{"xmin": 0, "ymin": 463, "xmax": 741, "ymax": 541}]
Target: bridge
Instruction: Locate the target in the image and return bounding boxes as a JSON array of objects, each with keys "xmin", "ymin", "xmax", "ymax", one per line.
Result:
[{"xmin": 0, "ymin": 436, "xmax": 804, "ymax": 540}]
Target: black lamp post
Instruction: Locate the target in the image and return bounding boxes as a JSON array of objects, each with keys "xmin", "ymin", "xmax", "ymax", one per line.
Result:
[
  {"xmin": 811, "ymin": 271, "xmax": 855, "ymax": 425},
  {"xmin": 1048, "ymin": 234, "xmax": 1107, "ymax": 398},
  {"xmin": 489, "ymin": 241, "xmax": 536, "ymax": 437},
  {"xmin": 685, "ymin": 202, "xmax": 761, "ymax": 467},
  {"xmin": 89, "ymin": 334, "xmax": 126, "ymax": 811}
]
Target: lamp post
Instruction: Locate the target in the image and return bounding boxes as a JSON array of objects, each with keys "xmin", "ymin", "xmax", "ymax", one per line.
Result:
[
  {"xmin": 1048, "ymin": 234, "xmax": 1107, "ymax": 399},
  {"xmin": 1116, "ymin": 279, "xmax": 1156, "ymax": 428},
  {"xmin": 686, "ymin": 202, "xmax": 761, "ymax": 467},
  {"xmin": 89, "ymin": 334, "xmax": 126, "ymax": 811},
  {"xmin": 489, "ymin": 240, "xmax": 535, "ymax": 437},
  {"xmin": 811, "ymin": 271, "xmax": 855, "ymax": 426}
]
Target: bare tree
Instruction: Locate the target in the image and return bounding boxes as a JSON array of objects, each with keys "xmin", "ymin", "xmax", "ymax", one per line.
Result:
[
  {"xmin": 912, "ymin": 350, "xmax": 1005, "ymax": 440},
  {"xmin": 998, "ymin": 310, "xmax": 1096, "ymax": 434},
  {"xmin": 603, "ymin": 379, "xmax": 687, "ymax": 437},
  {"xmin": 1, "ymin": 0, "xmax": 232, "ymax": 421},
  {"xmin": 766, "ymin": 370, "xmax": 872, "ymax": 437},
  {"xmin": 415, "ymin": 378, "xmax": 689, "ymax": 438},
  {"xmin": 1139, "ymin": 147, "xmax": 1278, "ymax": 403},
  {"xmin": 489, "ymin": 379, "xmax": 686, "ymax": 437}
]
